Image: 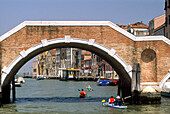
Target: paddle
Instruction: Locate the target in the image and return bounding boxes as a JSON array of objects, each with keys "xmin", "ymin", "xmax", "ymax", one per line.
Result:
[{"xmin": 124, "ymin": 96, "xmax": 131, "ymax": 100}]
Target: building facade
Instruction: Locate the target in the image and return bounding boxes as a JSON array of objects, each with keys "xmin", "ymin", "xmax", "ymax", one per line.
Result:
[
  {"xmin": 149, "ymin": 14, "xmax": 165, "ymax": 36},
  {"xmin": 34, "ymin": 48, "xmax": 117, "ymax": 79},
  {"xmin": 165, "ymin": 0, "xmax": 170, "ymax": 39},
  {"xmin": 127, "ymin": 21, "xmax": 149, "ymax": 36},
  {"xmin": 45, "ymin": 49, "xmax": 57, "ymax": 76},
  {"xmin": 39, "ymin": 51, "xmax": 47, "ymax": 76},
  {"xmin": 32, "ymin": 61, "xmax": 38, "ymax": 76}
]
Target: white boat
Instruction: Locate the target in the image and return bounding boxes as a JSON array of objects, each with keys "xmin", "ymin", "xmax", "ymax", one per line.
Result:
[
  {"xmin": 102, "ymin": 102, "xmax": 127, "ymax": 109},
  {"xmin": 36, "ymin": 75, "xmax": 44, "ymax": 80},
  {"xmin": 161, "ymin": 81, "xmax": 170, "ymax": 97}
]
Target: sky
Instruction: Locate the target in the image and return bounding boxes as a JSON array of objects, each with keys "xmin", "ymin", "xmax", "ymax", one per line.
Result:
[{"xmin": 0, "ymin": 0, "xmax": 165, "ymax": 74}]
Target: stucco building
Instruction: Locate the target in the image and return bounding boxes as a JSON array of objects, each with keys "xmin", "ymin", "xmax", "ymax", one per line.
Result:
[
  {"xmin": 127, "ymin": 21, "xmax": 149, "ymax": 36},
  {"xmin": 45, "ymin": 49, "xmax": 57, "ymax": 76},
  {"xmin": 149, "ymin": 14, "xmax": 165, "ymax": 36}
]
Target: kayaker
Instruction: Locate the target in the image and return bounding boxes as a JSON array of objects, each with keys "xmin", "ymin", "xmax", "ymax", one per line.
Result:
[
  {"xmin": 114, "ymin": 96, "xmax": 124, "ymax": 106},
  {"xmin": 80, "ymin": 89, "xmax": 86, "ymax": 98},
  {"xmin": 108, "ymin": 96, "xmax": 115, "ymax": 104},
  {"xmin": 86, "ymin": 85, "xmax": 93, "ymax": 91}
]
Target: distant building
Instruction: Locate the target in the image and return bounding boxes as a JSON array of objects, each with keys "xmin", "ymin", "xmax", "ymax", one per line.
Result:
[
  {"xmin": 39, "ymin": 51, "xmax": 48, "ymax": 76},
  {"xmin": 32, "ymin": 61, "xmax": 38, "ymax": 76},
  {"xmin": 45, "ymin": 49, "xmax": 57, "ymax": 76},
  {"xmin": 118, "ymin": 21, "xmax": 149, "ymax": 36},
  {"xmin": 117, "ymin": 24, "xmax": 128, "ymax": 31},
  {"xmin": 34, "ymin": 48, "xmax": 116, "ymax": 79},
  {"xmin": 103, "ymin": 60, "xmax": 114, "ymax": 79},
  {"xmin": 56, "ymin": 48, "xmax": 61, "ymax": 75},
  {"xmin": 60, "ymin": 48, "xmax": 76, "ymax": 69},
  {"xmin": 165, "ymin": 0, "xmax": 170, "ymax": 39},
  {"xmin": 127, "ymin": 21, "xmax": 149, "ymax": 36},
  {"xmin": 81, "ymin": 51, "xmax": 92, "ymax": 76},
  {"xmin": 149, "ymin": 14, "xmax": 165, "ymax": 36},
  {"xmin": 91, "ymin": 53, "xmax": 98, "ymax": 77},
  {"xmin": 74, "ymin": 49, "xmax": 82, "ymax": 69}
]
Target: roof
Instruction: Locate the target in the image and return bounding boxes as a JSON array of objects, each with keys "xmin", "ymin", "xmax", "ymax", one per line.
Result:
[
  {"xmin": 49, "ymin": 49, "xmax": 56, "ymax": 56},
  {"xmin": 128, "ymin": 21, "xmax": 149, "ymax": 29},
  {"xmin": 117, "ymin": 24, "xmax": 128, "ymax": 29}
]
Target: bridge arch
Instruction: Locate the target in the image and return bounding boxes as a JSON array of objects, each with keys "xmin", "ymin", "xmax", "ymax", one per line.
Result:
[
  {"xmin": 1, "ymin": 36, "xmax": 132, "ymax": 98},
  {"xmin": 159, "ymin": 70, "xmax": 170, "ymax": 89}
]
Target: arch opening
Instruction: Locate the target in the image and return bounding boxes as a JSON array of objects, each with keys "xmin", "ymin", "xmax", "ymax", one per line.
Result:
[{"xmin": 1, "ymin": 38, "xmax": 132, "ymax": 98}]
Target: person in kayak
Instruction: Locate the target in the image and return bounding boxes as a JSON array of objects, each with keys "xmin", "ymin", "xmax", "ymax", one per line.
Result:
[
  {"xmin": 108, "ymin": 96, "xmax": 115, "ymax": 104},
  {"xmin": 80, "ymin": 89, "xmax": 86, "ymax": 98},
  {"xmin": 114, "ymin": 96, "xmax": 124, "ymax": 106},
  {"xmin": 86, "ymin": 85, "xmax": 93, "ymax": 91}
]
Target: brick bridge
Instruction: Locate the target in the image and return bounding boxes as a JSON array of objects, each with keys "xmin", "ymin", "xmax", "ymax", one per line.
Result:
[{"xmin": 0, "ymin": 21, "xmax": 170, "ymax": 103}]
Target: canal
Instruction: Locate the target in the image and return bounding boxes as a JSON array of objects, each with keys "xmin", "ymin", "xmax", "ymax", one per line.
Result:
[{"xmin": 0, "ymin": 78, "xmax": 170, "ymax": 114}]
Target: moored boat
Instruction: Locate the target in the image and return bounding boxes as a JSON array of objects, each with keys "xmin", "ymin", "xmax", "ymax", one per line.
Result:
[
  {"xmin": 36, "ymin": 75, "xmax": 44, "ymax": 80},
  {"xmin": 97, "ymin": 79, "xmax": 109, "ymax": 86}
]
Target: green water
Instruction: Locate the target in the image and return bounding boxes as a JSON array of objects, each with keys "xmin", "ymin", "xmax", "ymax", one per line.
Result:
[{"xmin": 0, "ymin": 78, "xmax": 170, "ymax": 114}]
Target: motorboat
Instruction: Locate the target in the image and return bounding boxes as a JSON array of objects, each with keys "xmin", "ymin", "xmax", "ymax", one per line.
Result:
[{"xmin": 36, "ymin": 75, "xmax": 44, "ymax": 80}]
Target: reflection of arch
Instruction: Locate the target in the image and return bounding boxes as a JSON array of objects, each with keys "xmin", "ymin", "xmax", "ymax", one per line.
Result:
[
  {"xmin": 1, "ymin": 37, "xmax": 132, "ymax": 89},
  {"xmin": 159, "ymin": 70, "xmax": 170, "ymax": 89}
]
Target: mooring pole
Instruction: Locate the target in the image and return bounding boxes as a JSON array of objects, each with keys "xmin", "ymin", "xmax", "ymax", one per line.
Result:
[
  {"xmin": 132, "ymin": 63, "xmax": 140, "ymax": 104},
  {"xmin": 117, "ymin": 79, "xmax": 122, "ymax": 96},
  {"xmin": 0, "ymin": 85, "xmax": 2, "ymax": 106},
  {"xmin": 12, "ymin": 76, "xmax": 16, "ymax": 102}
]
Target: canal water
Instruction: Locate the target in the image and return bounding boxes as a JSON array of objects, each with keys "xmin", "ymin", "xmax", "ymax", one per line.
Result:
[{"xmin": 0, "ymin": 78, "xmax": 170, "ymax": 114}]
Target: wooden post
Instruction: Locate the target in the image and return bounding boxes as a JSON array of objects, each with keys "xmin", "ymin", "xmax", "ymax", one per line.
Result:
[
  {"xmin": 2, "ymin": 83, "xmax": 11, "ymax": 104},
  {"xmin": 136, "ymin": 64, "xmax": 141, "ymax": 91},
  {"xmin": 0, "ymin": 85, "xmax": 2, "ymax": 106},
  {"xmin": 117, "ymin": 79, "xmax": 122, "ymax": 96},
  {"xmin": 12, "ymin": 76, "xmax": 16, "ymax": 102}
]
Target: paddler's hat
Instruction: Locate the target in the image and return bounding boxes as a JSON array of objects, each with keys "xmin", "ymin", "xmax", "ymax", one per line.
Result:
[{"xmin": 116, "ymin": 96, "xmax": 120, "ymax": 99}]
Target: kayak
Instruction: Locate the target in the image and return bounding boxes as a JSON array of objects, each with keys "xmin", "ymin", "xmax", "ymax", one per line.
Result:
[
  {"xmin": 102, "ymin": 102, "xmax": 127, "ymax": 109},
  {"xmin": 80, "ymin": 94, "xmax": 86, "ymax": 98}
]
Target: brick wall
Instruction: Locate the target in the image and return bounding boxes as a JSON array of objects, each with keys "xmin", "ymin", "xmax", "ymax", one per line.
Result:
[{"xmin": 1, "ymin": 25, "xmax": 170, "ymax": 82}]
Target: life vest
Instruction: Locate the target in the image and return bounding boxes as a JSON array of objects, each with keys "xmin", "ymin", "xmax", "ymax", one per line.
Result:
[
  {"xmin": 80, "ymin": 91, "xmax": 85, "ymax": 95},
  {"xmin": 109, "ymin": 98, "xmax": 115, "ymax": 104}
]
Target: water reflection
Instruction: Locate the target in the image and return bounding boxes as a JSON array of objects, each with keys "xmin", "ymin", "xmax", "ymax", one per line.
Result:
[{"xmin": 15, "ymin": 97, "xmax": 109, "ymax": 103}]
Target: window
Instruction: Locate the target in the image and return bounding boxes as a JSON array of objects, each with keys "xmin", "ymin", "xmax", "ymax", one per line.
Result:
[
  {"xmin": 106, "ymin": 65, "xmax": 110, "ymax": 71},
  {"xmin": 33, "ymin": 69, "xmax": 36, "ymax": 72},
  {"xmin": 62, "ymin": 53, "xmax": 65, "ymax": 59}
]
